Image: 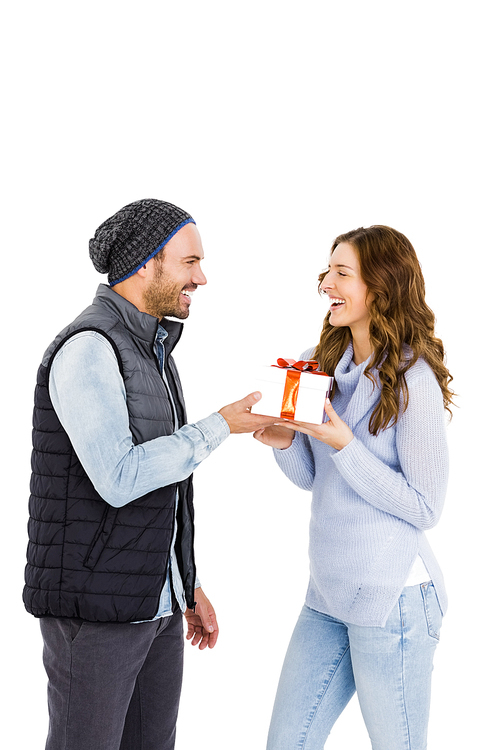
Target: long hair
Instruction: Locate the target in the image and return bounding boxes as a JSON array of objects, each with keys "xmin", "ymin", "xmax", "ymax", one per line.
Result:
[{"xmin": 314, "ymin": 225, "xmax": 454, "ymax": 435}]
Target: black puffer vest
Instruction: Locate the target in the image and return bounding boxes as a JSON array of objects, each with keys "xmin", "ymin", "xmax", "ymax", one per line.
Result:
[{"xmin": 23, "ymin": 285, "xmax": 197, "ymax": 622}]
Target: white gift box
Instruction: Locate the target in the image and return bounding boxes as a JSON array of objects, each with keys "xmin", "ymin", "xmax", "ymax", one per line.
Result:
[{"xmin": 254, "ymin": 363, "xmax": 333, "ymax": 424}]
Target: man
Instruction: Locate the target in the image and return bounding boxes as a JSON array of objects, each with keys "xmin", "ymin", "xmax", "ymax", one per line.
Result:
[{"xmin": 23, "ymin": 199, "xmax": 277, "ymax": 750}]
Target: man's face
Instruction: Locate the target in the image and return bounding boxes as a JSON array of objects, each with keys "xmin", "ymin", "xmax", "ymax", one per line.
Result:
[{"xmin": 142, "ymin": 223, "xmax": 207, "ymax": 320}]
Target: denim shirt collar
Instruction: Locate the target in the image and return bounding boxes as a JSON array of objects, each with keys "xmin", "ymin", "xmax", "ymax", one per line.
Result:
[{"xmin": 158, "ymin": 317, "xmax": 184, "ymax": 356}]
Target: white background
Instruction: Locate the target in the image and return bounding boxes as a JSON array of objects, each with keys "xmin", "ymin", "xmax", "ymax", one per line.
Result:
[{"xmin": 2, "ymin": 1, "xmax": 498, "ymax": 747}]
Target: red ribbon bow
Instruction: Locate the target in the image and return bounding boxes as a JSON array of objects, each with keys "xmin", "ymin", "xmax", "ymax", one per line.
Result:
[
  {"xmin": 274, "ymin": 358, "xmax": 327, "ymax": 374},
  {"xmin": 273, "ymin": 358, "xmax": 328, "ymax": 419}
]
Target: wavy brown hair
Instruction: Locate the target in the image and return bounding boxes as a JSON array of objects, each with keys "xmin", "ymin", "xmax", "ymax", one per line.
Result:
[{"xmin": 314, "ymin": 225, "xmax": 454, "ymax": 435}]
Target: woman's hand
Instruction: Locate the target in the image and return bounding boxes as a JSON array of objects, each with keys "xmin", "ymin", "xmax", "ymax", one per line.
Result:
[
  {"xmin": 253, "ymin": 424, "xmax": 295, "ymax": 450},
  {"xmin": 280, "ymin": 399, "xmax": 354, "ymax": 451}
]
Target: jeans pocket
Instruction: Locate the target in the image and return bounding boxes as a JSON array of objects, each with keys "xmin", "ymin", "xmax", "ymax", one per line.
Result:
[{"xmin": 420, "ymin": 582, "xmax": 442, "ymax": 640}]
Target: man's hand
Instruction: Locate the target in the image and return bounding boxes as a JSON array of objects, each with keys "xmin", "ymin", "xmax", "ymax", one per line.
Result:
[
  {"xmin": 219, "ymin": 392, "xmax": 281, "ymax": 434},
  {"xmin": 184, "ymin": 587, "xmax": 219, "ymax": 650}
]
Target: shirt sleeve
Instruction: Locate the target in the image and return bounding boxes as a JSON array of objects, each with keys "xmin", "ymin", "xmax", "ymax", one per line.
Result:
[
  {"xmin": 331, "ymin": 368, "xmax": 449, "ymax": 530},
  {"xmin": 49, "ymin": 331, "xmax": 230, "ymax": 507}
]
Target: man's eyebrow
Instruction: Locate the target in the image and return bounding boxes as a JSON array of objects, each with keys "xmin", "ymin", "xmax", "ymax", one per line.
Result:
[{"xmin": 182, "ymin": 254, "xmax": 204, "ymax": 261}]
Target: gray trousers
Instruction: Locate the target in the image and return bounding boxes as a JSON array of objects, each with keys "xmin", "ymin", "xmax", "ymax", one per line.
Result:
[{"xmin": 40, "ymin": 609, "xmax": 184, "ymax": 750}]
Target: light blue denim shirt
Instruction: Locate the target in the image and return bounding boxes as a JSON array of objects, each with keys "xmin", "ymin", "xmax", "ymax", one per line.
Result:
[{"xmin": 49, "ymin": 325, "xmax": 230, "ymax": 618}]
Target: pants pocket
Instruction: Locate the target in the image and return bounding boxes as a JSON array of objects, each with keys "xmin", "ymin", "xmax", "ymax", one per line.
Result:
[
  {"xmin": 420, "ymin": 581, "xmax": 442, "ymax": 640},
  {"xmin": 68, "ymin": 618, "xmax": 86, "ymax": 643}
]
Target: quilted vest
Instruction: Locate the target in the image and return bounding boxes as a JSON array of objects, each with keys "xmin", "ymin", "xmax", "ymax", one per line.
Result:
[{"xmin": 23, "ymin": 285, "xmax": 197, "ymax": 622}]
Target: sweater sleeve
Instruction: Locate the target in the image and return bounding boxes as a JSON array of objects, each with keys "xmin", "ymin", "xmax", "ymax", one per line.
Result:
[
  {"xmin": 273, "ymin": 431, "xmax": 316, "ymax": 491},
  {"xmin": 331, "ymin": 367, "xmax": 449, "ymax": 530}
]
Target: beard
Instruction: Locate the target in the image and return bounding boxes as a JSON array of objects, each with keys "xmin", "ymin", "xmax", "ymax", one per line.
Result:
[{"xmin": 143, "ymin": 264, "xmax": 190, "ymax": 320}]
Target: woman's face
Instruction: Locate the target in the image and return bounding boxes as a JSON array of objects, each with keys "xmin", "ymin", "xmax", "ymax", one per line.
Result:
[{"xmin": 320, "ymin": 242, "xmax": 373, "ymax": 333}]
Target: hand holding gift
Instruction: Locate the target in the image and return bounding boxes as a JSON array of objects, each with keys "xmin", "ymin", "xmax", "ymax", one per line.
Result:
[
  {"xmin": 254, "ymin": 358, "xmax": 334, "ymax": 423},
  {"xmin": 218, "ymin": 391, "xmax": 282, "ymax": 434},
  {"xmin": 252, "ymin": 358, "xmax": 353, "ymax": 452},
  {"xmin": 253, "ymin": 424, "xmax": 294, "ymax": 450},
  {"xmin": 279, "ymin": 398, "xmax": 354, "ymax": 451}
]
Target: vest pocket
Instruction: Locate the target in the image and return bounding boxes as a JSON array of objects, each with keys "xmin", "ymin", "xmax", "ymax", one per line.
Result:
[{"xmin": 83, "ymin": 506, "xmax": 119, "ymax": 570}]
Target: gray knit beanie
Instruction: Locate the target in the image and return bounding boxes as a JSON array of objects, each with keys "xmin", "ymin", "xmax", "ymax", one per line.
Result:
[{"xmin": 89, "ymin": 199, "xmax": 195, "ymax": 287}]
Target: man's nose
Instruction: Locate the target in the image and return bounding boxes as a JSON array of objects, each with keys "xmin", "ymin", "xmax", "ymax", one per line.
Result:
[{"xmin": 193, "ymin": 266, "xmax": 207, "ymax": 286}]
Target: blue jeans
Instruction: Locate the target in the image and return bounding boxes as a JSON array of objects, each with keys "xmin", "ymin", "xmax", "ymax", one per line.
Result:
[{"xmin": 267, "ymin": 583, "xmax": 442, "ymax": 750}]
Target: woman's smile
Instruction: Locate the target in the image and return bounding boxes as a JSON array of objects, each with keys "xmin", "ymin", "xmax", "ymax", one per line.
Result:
[{"xmin": 327, "ymin": 296, "xmax": 346, "ymax": 311}]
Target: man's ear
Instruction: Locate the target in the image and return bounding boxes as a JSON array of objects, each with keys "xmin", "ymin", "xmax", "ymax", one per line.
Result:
[{"xmin": 136, "ymin": 263, "xmax": 150, "ymax": 279}]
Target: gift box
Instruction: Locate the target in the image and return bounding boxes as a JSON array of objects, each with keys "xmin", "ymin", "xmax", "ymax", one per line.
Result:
[{"xmin": 254, "ymin": 358, "xmax": 334, "ymax": 424}]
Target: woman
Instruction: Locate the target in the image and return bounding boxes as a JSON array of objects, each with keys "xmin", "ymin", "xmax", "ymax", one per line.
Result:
[{"xmin": 255, "ymin": 226, "xmax": 453, "ymax": 750}]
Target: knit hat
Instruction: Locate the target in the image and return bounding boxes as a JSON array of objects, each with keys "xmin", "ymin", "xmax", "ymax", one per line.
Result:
[{"xmin": 89, "ymin": 199, "xmax": 195, "ymax": 287}]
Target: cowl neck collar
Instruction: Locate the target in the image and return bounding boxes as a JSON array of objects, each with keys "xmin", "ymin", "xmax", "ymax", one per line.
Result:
[{"xmin": 333, "ymin": 343, "xmax": 381, "ymax": 430}]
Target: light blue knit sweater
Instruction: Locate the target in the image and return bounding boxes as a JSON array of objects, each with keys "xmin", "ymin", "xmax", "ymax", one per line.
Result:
[{"xmin": 273, "ymin": 343, "xmax": 449, "ymax": 627}]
